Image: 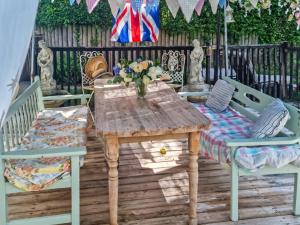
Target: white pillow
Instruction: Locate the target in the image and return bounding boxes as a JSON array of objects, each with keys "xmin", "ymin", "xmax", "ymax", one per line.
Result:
[
  {"xmin": 252, "ymin": 99, "xmax": 290, "ymax": 138},
  {"xmin": 205, "ymin": 79, "xmax": 235, "ymax": 112}
]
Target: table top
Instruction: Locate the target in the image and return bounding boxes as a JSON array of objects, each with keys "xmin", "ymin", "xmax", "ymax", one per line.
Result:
[{"xmin": 94, "ymin": 80, "xmax": 210, "ymax": 137}]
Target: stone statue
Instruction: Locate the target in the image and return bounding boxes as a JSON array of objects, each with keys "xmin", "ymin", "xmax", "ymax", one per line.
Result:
[
  {"xmin": 37, "ymin": 40, "xmax": 56, "ymax": 95},
  {"xmin": 187, "ymin": 39, "xmax": 208, "ymax": 91}
]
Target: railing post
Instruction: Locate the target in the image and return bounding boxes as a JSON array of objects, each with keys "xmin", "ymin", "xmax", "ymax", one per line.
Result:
[
  {"xmin": 280, "ymin": 42, "xmax": 288, "ymax": 99},
  {"xmin": 206, "ymin": 43, "xmax": 212, "ymax": 85}
]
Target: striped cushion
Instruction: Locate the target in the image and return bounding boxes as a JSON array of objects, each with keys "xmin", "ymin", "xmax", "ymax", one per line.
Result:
[
  {"xmin": 252, "ymin": 99, "xmax": 290, "ymax": 138},
  {"xmin": 205, "ymin": 79, "xmax": 235, "ymax": 112}
]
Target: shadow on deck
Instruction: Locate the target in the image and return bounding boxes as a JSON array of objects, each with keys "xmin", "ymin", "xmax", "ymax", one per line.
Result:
[{"xmin": 7, "ymin": 129, "xmax": 300, "ymax": 225}]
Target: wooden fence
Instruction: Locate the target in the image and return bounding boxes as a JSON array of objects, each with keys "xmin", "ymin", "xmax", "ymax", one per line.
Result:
[{"xmin": 36, "ymin": 25, "xmax": 259, "ymax": 48}]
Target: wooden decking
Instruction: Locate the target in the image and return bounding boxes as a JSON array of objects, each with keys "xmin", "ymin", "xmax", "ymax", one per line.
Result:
[{"xmin": 7, "ymin": 130, "xmax": 300, "ymax": 225}]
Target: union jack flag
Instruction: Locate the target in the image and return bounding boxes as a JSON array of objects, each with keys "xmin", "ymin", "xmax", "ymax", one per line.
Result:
[{"xmin": 111, "ymin": 2, "xmax": 160, "ymax": 43}]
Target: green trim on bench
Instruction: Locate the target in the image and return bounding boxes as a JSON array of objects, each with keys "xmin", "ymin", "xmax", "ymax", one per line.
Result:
[
  {"xmin": 7, "ymin": 214, "xmax": 71, "ymax": 225},
  {"xmin": 0, "ymin": 76, "xmax": 87, "ymax": 225}
]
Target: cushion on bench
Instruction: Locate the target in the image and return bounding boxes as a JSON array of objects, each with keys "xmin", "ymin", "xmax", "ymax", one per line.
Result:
[
  {"xmin": 4, "ymin": 106, "xmax": 89, "ymax": 191},
  {"xmin": 193, "ymin": 103, "xmax": 300, "ymax": 171}
]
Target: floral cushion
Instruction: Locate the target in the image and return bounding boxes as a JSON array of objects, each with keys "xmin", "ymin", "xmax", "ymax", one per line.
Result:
[
  {"xmin": 193, "ymin": 103, "xmax": 300, "ymax": 171},
  {"xmin": 4, "ymin": 106, "xmax": 89, "ymax": 191}
]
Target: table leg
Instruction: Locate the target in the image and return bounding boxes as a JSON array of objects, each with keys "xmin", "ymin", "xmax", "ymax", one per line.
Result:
[
  {"xmin": 188, "ymin": 132, "xmax": 200, "ymax": 225},
  {"xmin": 105, "ymin": 136, "xmax": 119, "ymax": 225}
]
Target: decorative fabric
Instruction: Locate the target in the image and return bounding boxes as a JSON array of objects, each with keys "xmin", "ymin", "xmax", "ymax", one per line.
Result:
[
  {"xmin": 209, "ymin": 0, "xmax": 219, "ymax": 14},
  {"xmin": 70, "ymin": 0, "xmax": 76, "ymax": 5},
  {"xmin": 195, "ymin": 0, "xmax": 205, "ymax": 15},
  {"xmin": 165, "ymin": 0, "xmax": 180, "ymax": 18},
  {"xmin": 252, "ymin": 99, "xmax": 290, "ymax": 138},
  {"xmin": 193, "ymin": 103, "xmax": 300, "ymax": 171},
  {"xmin": 86, "ymin": 0, "xmax": 101, "ymax": 13},
  {"xmin": 4, "ymin": 106, "xmax": 89, "ymax": 191},
  {"xmin": 111, "ymin": 2, "xmax": 160, "ymax": 43},
  {"xmin": 0, "ymin": 0, "xmax": 39, "ymax": 127},
  {"xmin": 77, "ymin": 0, "xmax": 81, "ymax": 4},
  {"xmin": 177, "ymin": 0, "xmax": 199, "ymax": 22},
  {"xmin": 205, "ymin": 79, "xmax": 235, "ymax": 112}
]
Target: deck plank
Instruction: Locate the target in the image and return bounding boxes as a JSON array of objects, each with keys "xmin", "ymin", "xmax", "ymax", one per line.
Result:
[{"xmin": 7, "ymin": 129, "xmax": 300, "ymax": 224}]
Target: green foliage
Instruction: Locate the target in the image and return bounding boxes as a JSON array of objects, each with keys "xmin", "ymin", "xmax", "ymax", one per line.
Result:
[{"xmin": 36, "ymin": 0, "xmax": 300, "ymax": 44}]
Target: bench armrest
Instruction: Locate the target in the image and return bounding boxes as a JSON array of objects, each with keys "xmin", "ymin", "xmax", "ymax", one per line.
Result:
[
  {"xmin": 0, "ymin": 147, "xmax": 87, "ymax": 160},
  {"xmin": 42, "ymin": 94, "xmax": 91, "ymax": 103},
  {"xmin": 177, "ymin": 91, "xmax": 211, "ymax": 98},
  {"xmin": 225, "ymin": 137, "xmax": 300, "ymax": 147}
]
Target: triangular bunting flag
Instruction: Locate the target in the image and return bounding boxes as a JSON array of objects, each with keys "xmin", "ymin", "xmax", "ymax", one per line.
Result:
[
  {"xmin": 219, "ymin": 0, "xmax": 226, "ymax": 8},
  {"xmin": 131, "ymin": 0, "xmax": 143, "ymax": 12},
  {"xmin": 165, "ymin": 0, "xmax": 180, "ymax": 18},
  {"xmin": 195, "ymin": 0, "xmax": 205, "ymax": 15},
  {"xmin": 76, "ymin": 0, "xmax": 81, "ymax": 4},
  {"xmin": 249, "ymin": 0, "xmax": 258, "ymax": 7},
  {"xmin": 108, "ymin": 0, "xmax": 120, "ymax": 17},
  {"xmin": 86, "ymin": 0, "xmax": 101, "ymax": 13},
  {"xmin": 177, "ymin": 0, "xmax": 198, "ymax": 22},
  {"xmin": 145, "ymin": 0, "xmax": 160, "ymax": 15},
  {"xmin": 209, "ymin": 0, "xmax": 219, "ymax": 14},
  {"xmin": 70, "ymin": 0, "xmax": 76, "ymax": 5}
]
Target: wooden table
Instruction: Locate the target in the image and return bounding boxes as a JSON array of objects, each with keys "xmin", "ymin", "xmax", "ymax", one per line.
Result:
[{"xmin": 94, "ymin": 81, "xmax": 210, "ymax": 225}]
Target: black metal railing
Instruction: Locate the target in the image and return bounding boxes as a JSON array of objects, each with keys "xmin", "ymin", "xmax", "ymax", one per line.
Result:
[{"xmin": 34, "ymin": 43, "xmax": 300, "ymax": 105}]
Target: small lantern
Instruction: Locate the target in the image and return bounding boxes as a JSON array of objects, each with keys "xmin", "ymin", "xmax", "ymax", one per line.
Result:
[{"xmin": 225, "ymin": 5, "xmax": 235, "ymax": 23}]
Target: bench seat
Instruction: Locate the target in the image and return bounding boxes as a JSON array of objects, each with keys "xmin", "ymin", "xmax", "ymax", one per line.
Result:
[
  {"xmin": 193, "ymin": 103, "xmax": 300, "ymax": 171},
  {"xmin": 4, "ymin": 106, "xmax": 89, "ymax": 191}
]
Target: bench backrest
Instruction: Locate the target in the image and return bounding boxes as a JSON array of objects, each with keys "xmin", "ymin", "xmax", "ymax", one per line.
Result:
[
  {"xmin": 1, "ymin": 78, "xmax": 44, "ymax": 151},
  {"xmin": 223, "ymin": 77, "xmax": 300, "ymax": 137}
]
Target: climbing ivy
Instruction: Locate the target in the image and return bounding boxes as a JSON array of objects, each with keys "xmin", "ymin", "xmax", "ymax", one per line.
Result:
[{"xmin": 36, "ymin": 0, "xmax": 300, "ymax": 44}]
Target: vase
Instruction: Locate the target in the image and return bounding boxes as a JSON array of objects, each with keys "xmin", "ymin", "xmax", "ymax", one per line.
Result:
[{"xmin": 135, "ymin": 82, "xmax": 147, "ymax": 98}]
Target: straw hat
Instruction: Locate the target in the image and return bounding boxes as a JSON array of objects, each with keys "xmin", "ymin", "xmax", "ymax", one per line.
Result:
[{"xmin": 85, "ymin": 55, "xmax": 108, "ymax": 78}]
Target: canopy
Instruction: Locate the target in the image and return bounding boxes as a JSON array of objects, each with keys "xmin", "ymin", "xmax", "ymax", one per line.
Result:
[{"xmin": 0, "ymin": 0, "xmax": 39, "ymax": 127}]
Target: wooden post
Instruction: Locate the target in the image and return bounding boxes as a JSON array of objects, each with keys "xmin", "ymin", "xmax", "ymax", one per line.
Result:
[
  {"xmin": 71, "ymin": 156, "xmax": 80, "ymax": 225},
  {"xmin": 294, "ymin": 172, "xmax": 300, "ymax": 215},
  {"xmin": 0, "ymin": 132, "xmax": 8, "ymax": 225},
  {"xmin": 106, "ymin": 136, "xmax": 119, "ymax": 225},
  {"xmin": 188, "ymin": 132, "xmax": 200, "ymax": 225},
  {"xmin": 230, "ymin": 147, "xmax": 239, "ymax": 222}
]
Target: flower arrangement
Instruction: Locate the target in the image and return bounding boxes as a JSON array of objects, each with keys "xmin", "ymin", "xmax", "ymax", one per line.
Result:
[{"xmin": 111, "ymin": 58, "xmax": 163, "ymax": 98}]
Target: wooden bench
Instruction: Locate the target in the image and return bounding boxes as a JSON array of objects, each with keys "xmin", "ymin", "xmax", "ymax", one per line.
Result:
[
  {"xmin": 180, "ymin": 77, "xmax": 300, "ymax": 221},
  {"xmin": 0, "ymin": 77, "xmax": 90, "ymax": 225}
]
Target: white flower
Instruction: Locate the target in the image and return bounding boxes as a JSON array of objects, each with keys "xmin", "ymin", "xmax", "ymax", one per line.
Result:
[
  {"xmin": 129, "ymin": 62, "xmax": 138, "ymax": 69},
  {"xmin": 155, "ymin": 66, "xmax": 163, "ymax": 76},
  {"xmin": 143, "ymin": 76, "xmax": 151, "ymax": 85},
  {"xmin": 124, "ymin": 77, "xmax": 132, "ymax": 83},
  {"xmin": 120, "ymin": 69, "xmax": 127, "ymax": 78}
]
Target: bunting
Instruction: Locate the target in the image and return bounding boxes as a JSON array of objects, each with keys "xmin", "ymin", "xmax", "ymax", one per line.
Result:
[
  {"xmin": 219, "ymin": 0, "xmax": 226, "ymax": 8},
  {"xmin": 249, "ymin": 0, "xmax": 258, "ymax": 7},
  {"xmin": 195, "ymin": 0, "xmax": 205, "ymax": 15},
  {"xmin": 86, "ymin": 0, "xmax": 101, "ymax": 13},
  {"xmin": 69, "ymin": 0, "xmax": 76, "ymax": 5},
  {"xmin": 209, "ymin": 0, "xmax": 219, "ymax": 14},
  {"xmin": 177, "ymin": 0, "xmax": 199, "ymax": 22},
  {"xmin": 108, "ymin": 0, "xmax": 121, "ymax": 17},
  {"xmin": 77, "ymin": 0, "xmax": 81, "ymax": 4},
  {"xmin": 165, "ymin": 0, "xmax": 180, "ymax": 18}
]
